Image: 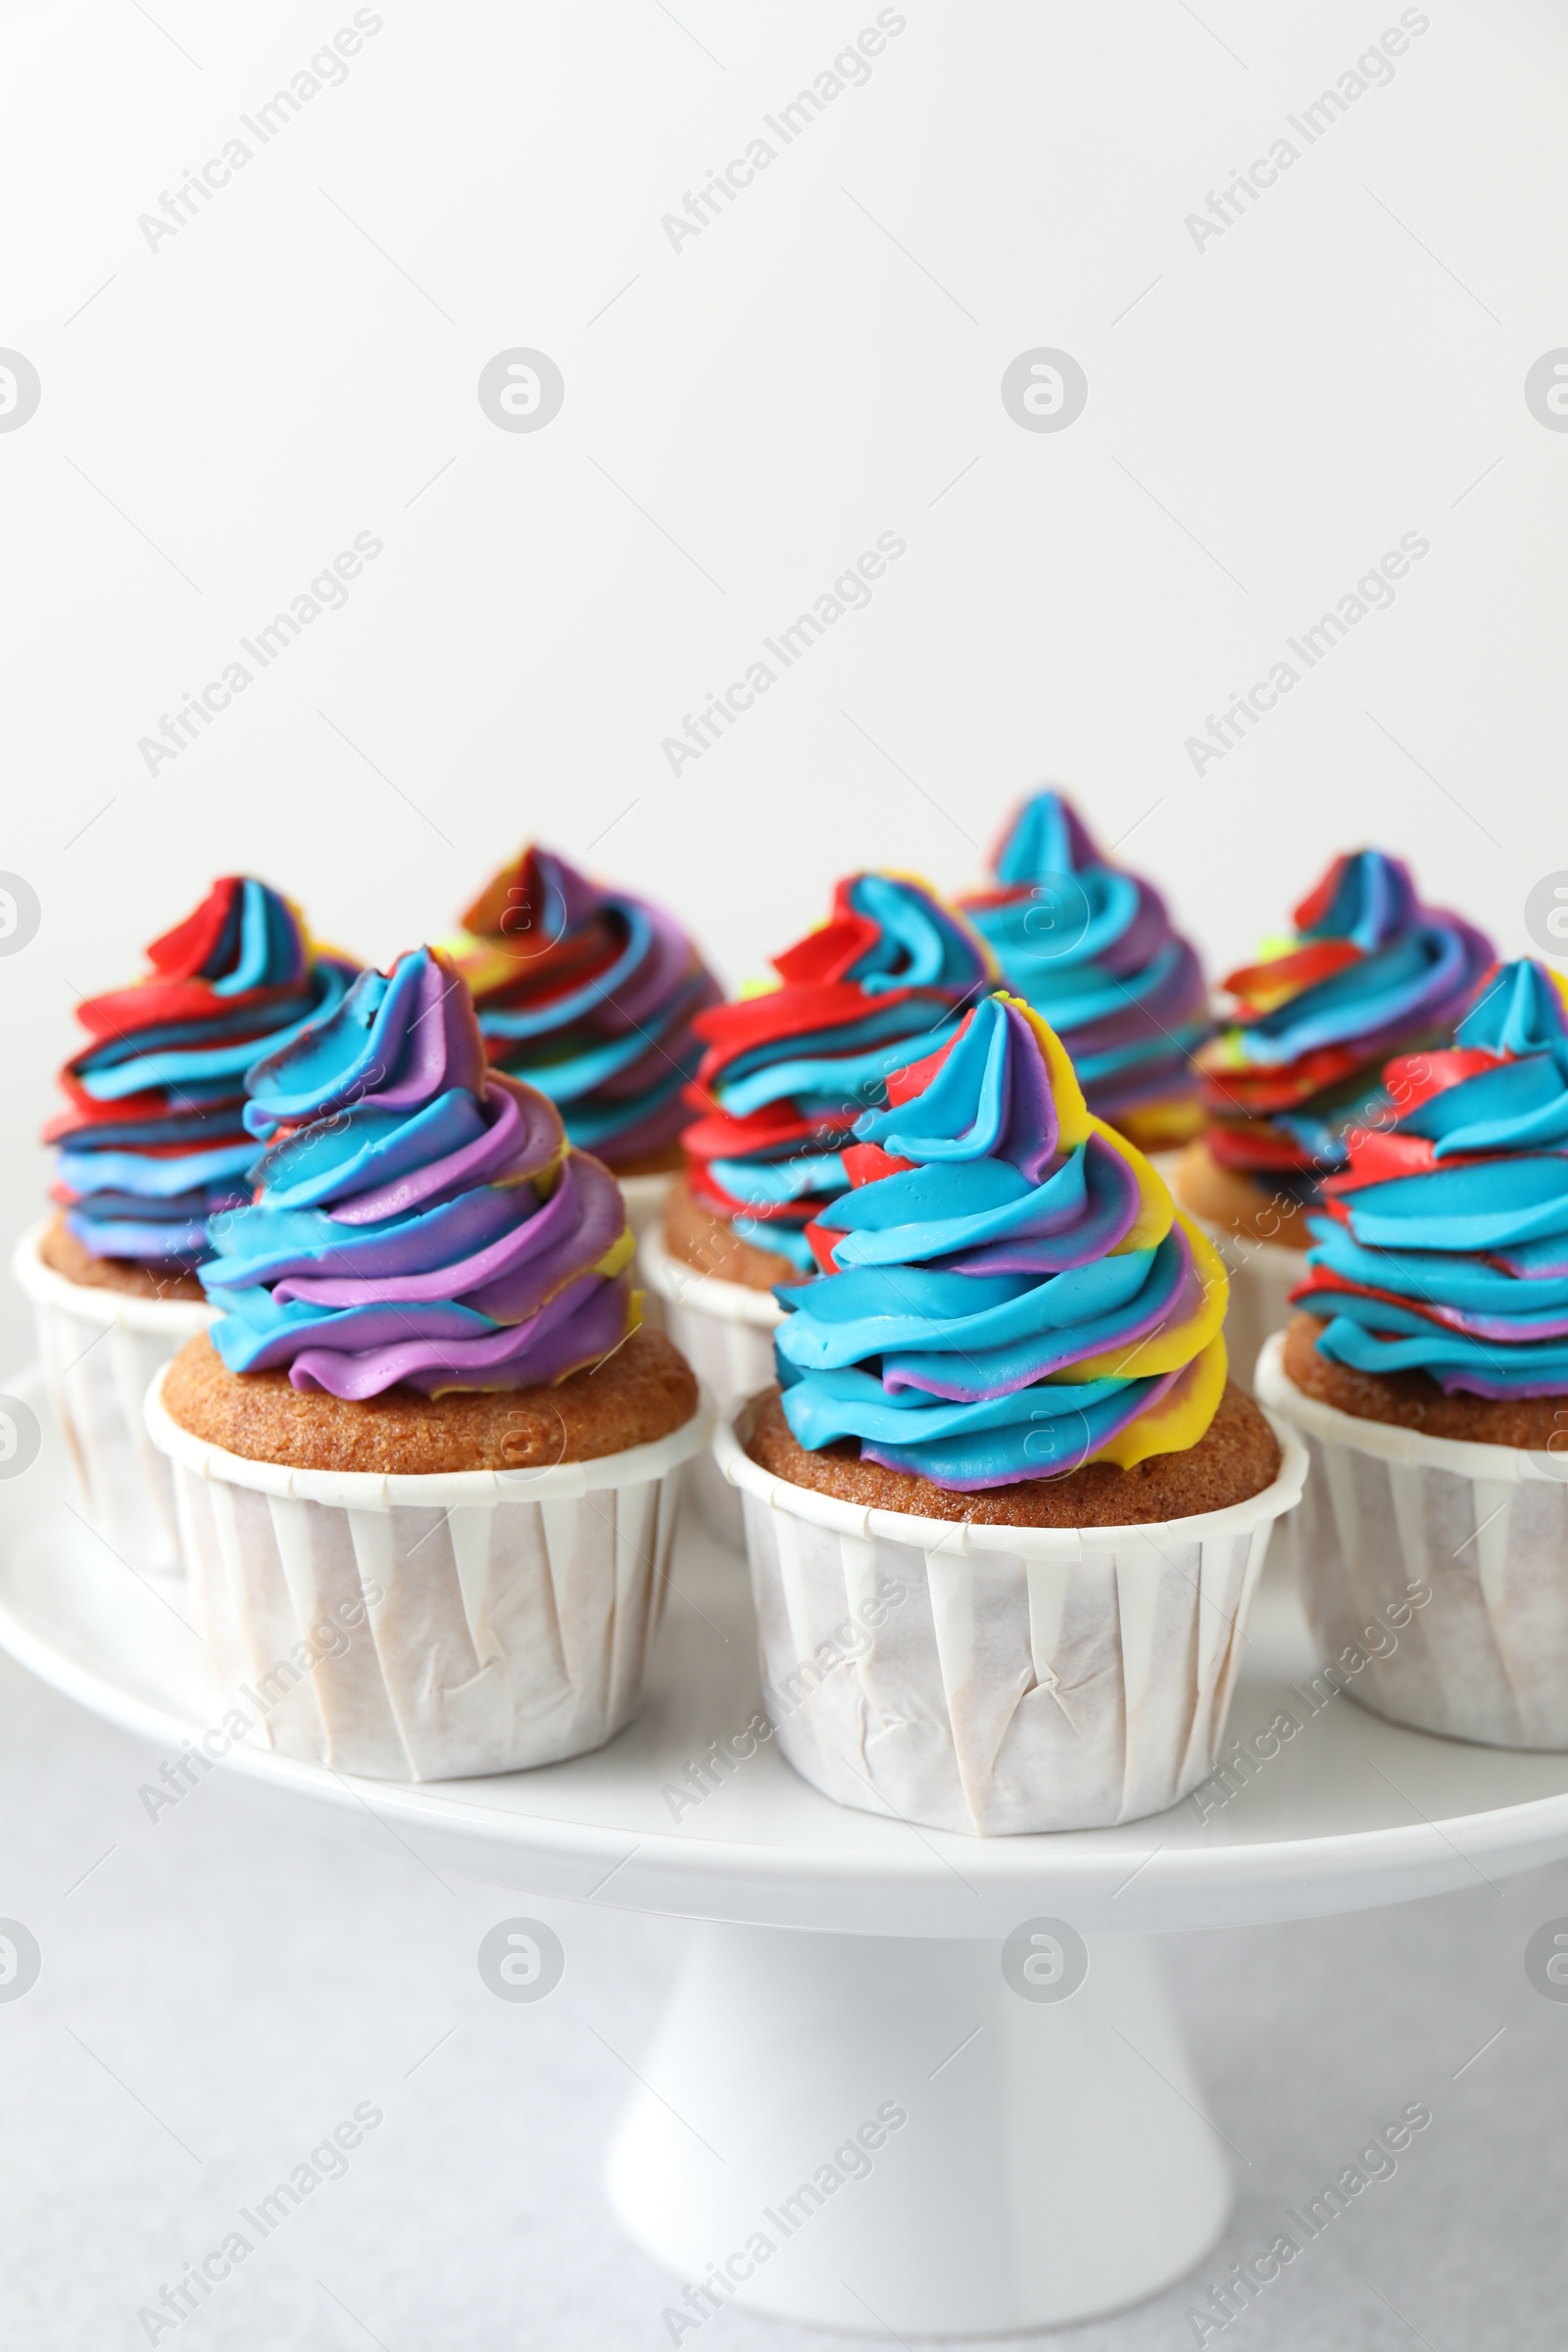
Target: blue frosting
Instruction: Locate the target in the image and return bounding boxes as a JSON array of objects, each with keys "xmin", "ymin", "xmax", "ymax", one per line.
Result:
[
  {"xmin": 773, "ymin": 993, "xmax": 1229, "ymax": 1488},
  {"xmin": 960, "ymin": 791, "xmax": 1209, "ymax": 1140},
  {"xmin": 1297, "ymin": 959, "xmax": 1568, "ymax": 1397},
  {"xmin": 48, "ymin": 877, "xmax": 355, "ymax": 1267}
]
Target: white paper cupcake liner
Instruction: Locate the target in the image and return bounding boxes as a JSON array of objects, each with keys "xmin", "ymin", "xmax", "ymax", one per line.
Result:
[
  {"xmin": 14, "ymin": 1220, "xmax": 213, "ymax": 1574},
  {"xmin": 638, "ymin": 1223, "xmax": 781, "ymax": 1544},
  {"xmin": 145, "ymin": 1364, "xmax": 713, "ymax": 1781},
  {"xmin": 1256, "ymin": 1330, "xmax": 1568, "ymax": 1750},
  {"xmin": 617, "ymin": 1171, "xmax": 674, "ymax": 1247},
  {"xmin": 714, "ymin": 1399, "xmax": 1307, "ymax": 1835}
]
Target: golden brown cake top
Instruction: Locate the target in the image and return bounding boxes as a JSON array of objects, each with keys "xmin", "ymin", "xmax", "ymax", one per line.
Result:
[
  {"xmin": 662, "ymin": 1172, "xmax": 799, "ymax": 1291},
  {"xmin": 162, "ymin": 1326, "xmax": 697, "ymax": 1475},
  {"xmin": 746, "ymin": 1379, "xmax": 1280, "ymax": 1528},
  {"xmin": 40, "ymin": 1215, "xmax": 208, "ymax": 1303},
  {"xmin": 1283, "ymin": 1313, "xmax": 1566, "ymax": 1449}
]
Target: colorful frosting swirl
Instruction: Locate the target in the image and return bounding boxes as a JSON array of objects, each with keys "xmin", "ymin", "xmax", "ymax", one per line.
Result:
[
  {"xmin": 682, "ymin": 873, "xmax": 993, "ymax": 1273},
  {"xmin": 446, "ymin": 846, "xmax": 721, "ymax": 1171},
  {"xmin": 1295, "ymin": 959, "xmax": 1568, "ymax": 1398},
  {"xmin": 1198, "ymin": 850, "xmax": 1493, "ymax": 1200},
  {"xmin": 45, "ymin": 877, "xmax": 355, "ymax": 1268},
  {"xmin": 959, "ymin": 791, "xmax": 1209, "ymax": 1146},
  {"xmin": 774, "ymin": 992, "xmax": 1229, "ymax": 1488},
  {"xmin": 201, "ymin": 947, "xmax": 636, "ymax": 1398}
]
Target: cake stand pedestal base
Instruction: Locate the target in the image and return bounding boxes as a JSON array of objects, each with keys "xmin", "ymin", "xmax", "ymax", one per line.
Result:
[
  {"xmin": 14, "ymin": 1370, "xmax": 1568, "ymax": 2332},
  {"xmin": 606, "ymin": 1923, "xmax": 1232, "ymax": 2336}
]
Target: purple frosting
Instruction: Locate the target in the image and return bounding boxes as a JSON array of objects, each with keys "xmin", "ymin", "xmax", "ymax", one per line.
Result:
[{"xmin": 201, "ymin": 948, "xmax": 637, "ymax": 1398}]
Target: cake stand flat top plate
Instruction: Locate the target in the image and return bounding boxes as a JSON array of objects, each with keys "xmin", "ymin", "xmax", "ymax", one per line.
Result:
[{"xmin": 4, "ymin": 1369, "xmax": 1567, "ymax": 1937}]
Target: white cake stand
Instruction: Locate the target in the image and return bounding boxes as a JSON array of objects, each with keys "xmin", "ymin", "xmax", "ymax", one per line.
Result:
[{"xmin": 4, "ymin": 1370, "xmax": 1568, "ymax": 2337}]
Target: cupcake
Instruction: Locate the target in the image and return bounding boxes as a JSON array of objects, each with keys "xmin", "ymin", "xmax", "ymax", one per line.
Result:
[
  {"xmin": 639, "ymin": 870, "xmax": 992, "ymax": 1536},
  {"xmin": 1175, "ymin": 849, "xmax": 1493, "ymax": 1391},
  {"xmin": 713, "ymin": 991, "xmax": 1305, "ymax": 1834},
  {"xmin": 958, "ymin": 788, "xmax": 1209, "ymax": 1152},
  {"xmin": 1257, "ymin": 957, "xmax": 1568, "ymax": 1750},
  {"xmin": 15, "ymin": 876, "xmax": 355, "ymax": 1570},
  {"xmin": 146, "ymin": 945, "xmax": 710, "ymax": 1781},
  {"xmin": 446, "ymin": 843, "xmax": 721, "ymax": 1239}
]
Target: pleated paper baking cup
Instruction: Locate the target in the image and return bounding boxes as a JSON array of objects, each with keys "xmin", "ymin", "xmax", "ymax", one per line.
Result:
[
  {"xmin": 714, "ymin": 1400, "xmax": 1307, "ymax": 1835},
  {"xmin": 1188, "ymin": 1215, "xmax": 1305, "ymax": 1400},
  {"xmin": 617, "ymin": 1171, "xmax": 674, "ymax": 1247},
  {"xmin": 638, "ymin": 1223, "xmax": 781, "ymax": 1544},
  {"xmin": 1257, "ymin": 1331, "xmax": 1568, "ymax": 1751},
  {"xmin": 145, "ymin": 1364, "xmax": 713, "ymax": 1782},
  {"xmin": 14, "ymin": 1220, "xmax": 213, "ymax": 1574}
]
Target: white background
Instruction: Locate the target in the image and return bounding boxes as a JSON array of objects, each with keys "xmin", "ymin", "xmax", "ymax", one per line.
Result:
[
  {"xmin": 3, "ymin": 0, "xmax": 1565, "ymax": 1362},
  {"xmin": 2, "ymin": 6, "xmax": 1566, "ymax": 2342}
]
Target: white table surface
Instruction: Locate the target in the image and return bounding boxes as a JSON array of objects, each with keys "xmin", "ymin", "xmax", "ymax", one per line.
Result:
[{"xmin": 3, "ymin": 1636, "xmax": 1565, "ymax": 2350}]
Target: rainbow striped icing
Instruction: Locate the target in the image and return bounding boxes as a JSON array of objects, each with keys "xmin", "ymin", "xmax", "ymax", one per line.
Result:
[
  {"xmin": 775, "ymin": 992, "xmax": 1229, "ymax": 1489},
  {"xmin": 1295, "ymin": 959, "xmax": 1568, "ymax": 1398},
  {"xmin": 683, "ymin": 872, "xmax": 993, "ymax": 1272},
  {"xmin": 448, "ymin": 846, "xmax": 720, "ymax": 1169},
  {"xmin": 46, "ymin": 877, "xmax": 355, "ymax": 1268},
  {"xmin": 1198, "ymin": 849, "xmax": 1493, "ymax": 1201},
  {"xmin": 960, "ymin": 790, "xmax": 1209, "ymax": 1146},
  {"xmin": 201, "ymin": 947, "xmax": 635, "ymax": 1398}
]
